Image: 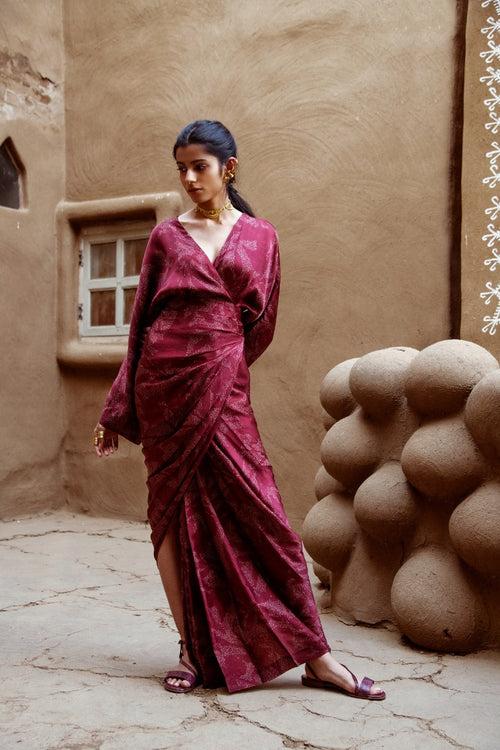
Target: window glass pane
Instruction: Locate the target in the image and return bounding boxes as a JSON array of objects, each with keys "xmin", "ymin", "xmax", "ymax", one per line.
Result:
[
  {"xmin": 90, "ymin": 242, "xmax": 116, "ymax": 278},
  {"xmin": 123, "ymin": 287, "xmax": 137, "ymax": 324},
  {"xmin": 124, "ymin": 237, "xmax": 147, "ymax": 276},
  {"xmin": 90, "ymin": 289, "xmax": 115, "ymax": 326}
]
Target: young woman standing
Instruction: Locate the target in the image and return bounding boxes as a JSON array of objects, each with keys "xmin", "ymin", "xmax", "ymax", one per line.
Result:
[{"xmin": 94, "ymin": 119, "xmax": 385, "ymax": 700}]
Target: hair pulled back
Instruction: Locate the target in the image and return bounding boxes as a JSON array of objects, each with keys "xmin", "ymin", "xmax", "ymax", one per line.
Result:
[{"xmin": 173, "ymin": 119, "xmax": 255, "ymax": 217}]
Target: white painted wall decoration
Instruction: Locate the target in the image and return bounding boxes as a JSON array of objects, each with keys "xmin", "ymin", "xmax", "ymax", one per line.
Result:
[{"xmin": 481, "ymin": 4, "xmax": 500, "ymax": 335}]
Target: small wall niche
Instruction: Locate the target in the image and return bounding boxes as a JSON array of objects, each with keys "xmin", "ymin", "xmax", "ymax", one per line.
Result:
[{"xmin": 0, "ymin": 137, "xmax": 26, "ymax": 209}]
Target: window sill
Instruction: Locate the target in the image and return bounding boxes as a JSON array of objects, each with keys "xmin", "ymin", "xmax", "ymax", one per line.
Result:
[{"xmin": 57, "ymin": 339, "xmax": 128, "ymax": 369}]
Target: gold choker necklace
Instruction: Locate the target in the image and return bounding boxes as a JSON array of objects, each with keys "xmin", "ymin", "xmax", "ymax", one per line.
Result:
[{"xmin": 195, "ymin": 200, "xmax": 233, "ymax": 223}]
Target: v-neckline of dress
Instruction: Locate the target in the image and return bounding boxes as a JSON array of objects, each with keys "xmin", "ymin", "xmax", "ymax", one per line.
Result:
[{"xmin": 174, "ymin": 213, "xmax": 245, "ymax": 267}]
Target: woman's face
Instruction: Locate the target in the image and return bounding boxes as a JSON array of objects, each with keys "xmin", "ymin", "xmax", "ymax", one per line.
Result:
[{"xmin": 175, "ymin": 143, "xmax": 236, "ymax": 207}]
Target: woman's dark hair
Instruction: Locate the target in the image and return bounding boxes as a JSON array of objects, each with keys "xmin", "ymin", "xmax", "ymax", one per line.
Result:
[{"xmin": 173, "ymin": 119, "xmax": 255, "ymax": 217}]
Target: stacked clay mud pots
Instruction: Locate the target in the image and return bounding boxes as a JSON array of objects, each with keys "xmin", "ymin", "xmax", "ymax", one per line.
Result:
[{"xmin": 302, "ymin": 339, "xmax": 500, "ymax": 652}]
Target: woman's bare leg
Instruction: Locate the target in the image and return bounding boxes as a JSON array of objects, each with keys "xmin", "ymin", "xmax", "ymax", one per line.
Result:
[{"xmin": 156, "ymin": 526, "xmax": 196, "ymax": 688}]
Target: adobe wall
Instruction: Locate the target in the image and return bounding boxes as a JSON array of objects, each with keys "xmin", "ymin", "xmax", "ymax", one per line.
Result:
[
  {"xmin": 1, "ymin": 2, "xmax": 473, "ymax": 535},
  {"xmin": 0, "ymin": 1, "xmax": 66, "ymax": 517},
  {"xmin": 461, "ymin": 1, "xmax": 500, "ymax": 358},
  {"xmin": 61, "ymin": 1, "xmax": 459, "ymax": 529}
]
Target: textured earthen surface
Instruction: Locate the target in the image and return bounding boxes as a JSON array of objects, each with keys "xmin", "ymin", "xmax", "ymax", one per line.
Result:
[
  {"xmin": 303, "ymin": 339, "xmax": 500, "ymax": 651},
  {"xmin": 3, "ymin": 509, "xmax": 500, "ymax": 749},
  {"xmin": 461, "ymin": 1, "xmax": 500, "ymax": 355},
  {"xmin": 1, "ymin": 0, "xmax": 460, "ymax": 525},
  {"xmin": 0, "ymin": 2, "xmax": 66, "ymax": 517}
]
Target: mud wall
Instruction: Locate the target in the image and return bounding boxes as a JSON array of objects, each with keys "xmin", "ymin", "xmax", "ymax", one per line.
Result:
[
  {"xmin": 62, "ymin": 0, "xmax": 459, "ymax": 529},
  {"xmin": 0, "ymin": 1, "xmax": 65, "ymax": 516},
  {"xmin": 1, "ymin": 2, "xmax": 464, "ymax": 532},
  {"xmin": 461, "ymin": 1, "xmax": 500, "ymax": 357}
]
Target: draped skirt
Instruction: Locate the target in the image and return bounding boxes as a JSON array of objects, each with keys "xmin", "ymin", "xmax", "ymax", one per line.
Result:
[{"xmin": 135, "ymin": 298, "xmax": 330, "ymax": 692}]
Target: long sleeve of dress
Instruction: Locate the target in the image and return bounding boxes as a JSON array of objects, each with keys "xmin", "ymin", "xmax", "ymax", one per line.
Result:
[
  {"xmin": 98, "ymin": 225, "xmax": 163, "ymax": 444},
  {"xmin": 243, "ymin": 230, "xmax": 281, "ymax": 368}
]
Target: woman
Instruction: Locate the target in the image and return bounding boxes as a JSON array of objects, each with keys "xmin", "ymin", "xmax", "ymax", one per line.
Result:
[{"xmin": 94, "ymin": 120, "xmax": 386, "ymax": 700}]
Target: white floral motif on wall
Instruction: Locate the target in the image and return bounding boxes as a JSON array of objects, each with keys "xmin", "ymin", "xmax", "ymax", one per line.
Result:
[{"xmin": 481, "ymin": 5, "xmax": 500, "ymax": 334}]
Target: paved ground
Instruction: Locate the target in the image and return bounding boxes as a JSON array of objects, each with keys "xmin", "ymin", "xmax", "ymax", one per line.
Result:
[{"xmin": 0, "ymin": 509, "xmax": 498, "ymax": 750}]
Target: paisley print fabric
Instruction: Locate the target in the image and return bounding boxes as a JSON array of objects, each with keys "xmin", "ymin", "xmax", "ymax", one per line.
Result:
[{"xmin": 99, "ymin": 213, "xmax": 331, "ymax": 692}]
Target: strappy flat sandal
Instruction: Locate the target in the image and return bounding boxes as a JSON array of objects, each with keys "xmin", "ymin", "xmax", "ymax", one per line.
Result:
[
  {"xmin": 163, "ymin": 638, "xmax": 202, "ymax": 693},
  {"xmin": 301, "ymin": 661, "xmax": 386, "ymax": 700}
]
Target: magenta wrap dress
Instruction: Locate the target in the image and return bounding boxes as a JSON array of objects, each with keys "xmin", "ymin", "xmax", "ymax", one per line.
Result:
[{"xmin": 99, "ymin": 212, "xmax": 331, "ymax": 692}]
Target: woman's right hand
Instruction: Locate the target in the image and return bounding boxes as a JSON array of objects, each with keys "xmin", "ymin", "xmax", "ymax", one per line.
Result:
[{"xmin": 93, "ymin": 422, "xmax": 119, "ymax": 457}]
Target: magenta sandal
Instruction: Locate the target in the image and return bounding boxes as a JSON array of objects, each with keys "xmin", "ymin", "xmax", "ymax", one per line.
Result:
[
  {"xmin": 163, "ymin": 638, "xmax": 202, "ymax": 693},
  {"xmin": 301, "ymin": 662, "xmax": 386, "ymax": 700}
]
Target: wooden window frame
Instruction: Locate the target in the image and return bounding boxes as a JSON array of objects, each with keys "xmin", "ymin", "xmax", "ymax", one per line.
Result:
[
  {"xmin": 56, "ymin": 192, "xmax": 182, "ymax": 369},
  {"xmin": 79, "ymin": 222, "xmax": 152, "ymax": 337}
]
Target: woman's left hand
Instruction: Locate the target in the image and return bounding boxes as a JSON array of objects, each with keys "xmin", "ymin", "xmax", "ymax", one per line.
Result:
[{"xmin": 93, "ymin": 422, "xmax": 119, "ymax": 456}]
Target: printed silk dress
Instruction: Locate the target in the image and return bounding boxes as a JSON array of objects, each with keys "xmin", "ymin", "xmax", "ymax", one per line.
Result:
[{"xmin": 99, "ymin": 212, "xmax": 331, "ymax": 692}]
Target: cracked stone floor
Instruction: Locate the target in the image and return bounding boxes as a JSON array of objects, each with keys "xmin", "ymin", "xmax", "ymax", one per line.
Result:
[{"xmin": 0, "ymin": 509, "xmax": 498, "ymax": 750}]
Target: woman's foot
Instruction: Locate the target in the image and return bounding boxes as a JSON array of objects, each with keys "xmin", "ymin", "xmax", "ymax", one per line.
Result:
[
  {"xmin": 165, "ymin": 639, "xmax": 198, "ymax": 689},
  {"xmin": 305, "ymin": 651, "xmax": 385, "ymax": 698}
]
